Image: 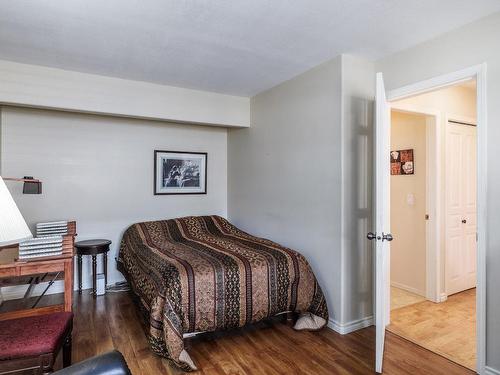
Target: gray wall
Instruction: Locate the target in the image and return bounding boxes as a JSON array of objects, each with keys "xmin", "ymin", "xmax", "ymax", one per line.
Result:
[
  {"xmin": 375, "ymin": 11, "xmax": 500, "ymax": 371},
  {"xmin": 340, "ymin": 55, "xmax": 374, "ymax": 324},
  {"xmin": 227, "ymin": 55, "xmax": 376, "ymax": 326},
  {"xmin": 0, "ymin": 106, "xmax": 227, "ymax": 291},
  {"xmin": 228, "ymin": 56, "xmax": 344, "ymax": 322}
]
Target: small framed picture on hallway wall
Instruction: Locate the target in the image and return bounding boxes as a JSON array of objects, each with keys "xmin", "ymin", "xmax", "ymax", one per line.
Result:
[{"xmin": 390, "ymin": 149, "xmax": 414, "ymax": 175}]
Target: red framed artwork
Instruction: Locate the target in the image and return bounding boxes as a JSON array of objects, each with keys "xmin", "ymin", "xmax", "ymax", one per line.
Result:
[{"xmin": 390, "ymin": 149, "xmax": 414, "ymax": 175}]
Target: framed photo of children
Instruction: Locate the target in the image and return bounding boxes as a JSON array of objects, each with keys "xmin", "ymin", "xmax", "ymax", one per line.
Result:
[
  {"xmin": 154, "ymin": 150, "xmax": 207, "ymax": 195},
  {"xmin": 390, "ymin": 149, "xmax": 414, "ymax": 175}
]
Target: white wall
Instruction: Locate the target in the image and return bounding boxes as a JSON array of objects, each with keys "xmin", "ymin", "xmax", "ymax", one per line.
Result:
[
  {"xmin": 390, "ymin": 111, "xmax": 427, "ymax": 296},
  {"xmin": 228, "ymin": 56, "xmax": 344, "ymax": 323},
  {"xmin": 0, "ymin": 106, "xmax": 228, "ymax": 294},
  {"xmin": 0, "ymin": 60, "xmax": 250, "ymax": 128},
  {"xmin": 376, "ymin": 10, "xmax": 500, "ymax": 371}
]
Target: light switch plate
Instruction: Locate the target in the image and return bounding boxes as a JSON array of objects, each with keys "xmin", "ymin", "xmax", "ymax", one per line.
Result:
[{"xmin": 407, "ymin": 193, "xmax": 415, "ymax": 206}]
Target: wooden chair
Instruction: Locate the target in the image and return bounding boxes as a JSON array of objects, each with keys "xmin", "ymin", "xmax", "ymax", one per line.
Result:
[{"xmin": 0, "ymin": 312, "xmax": 73, "ymax": 374}]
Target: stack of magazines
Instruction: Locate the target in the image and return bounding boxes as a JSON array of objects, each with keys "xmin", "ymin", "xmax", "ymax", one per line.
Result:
[
  {"xmin": 18, "ymin": 235, "xmax": 63, "ymax": 260},
  {"xmin": 36, "ymin": 221, "xmax": 69, "ymax": 237}
]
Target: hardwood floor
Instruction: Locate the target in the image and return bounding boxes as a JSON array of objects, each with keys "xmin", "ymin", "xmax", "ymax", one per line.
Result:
[
  {"xmin": 1, "ymin": 290, "xmax": 475, "ymax": 374},
  {"xmin": 66, "ymin": 291, "xmax": 475, "ymax": 374},
  {"xmin": 390, "ymin": 287, "xmax": 426, "ymax": 311},
  {"xmin": 388, "ymin": 288, "xmax": 476, "ymax": 370}
]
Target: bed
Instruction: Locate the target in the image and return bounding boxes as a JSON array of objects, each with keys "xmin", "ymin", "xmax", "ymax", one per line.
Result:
[{"xmin": 117, "ymin": 215, "xmax": 328, "ymax": 371}]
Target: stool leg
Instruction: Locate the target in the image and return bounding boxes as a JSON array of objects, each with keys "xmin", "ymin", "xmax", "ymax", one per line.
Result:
[
  {"xmin": 63, "ymin": 335, "xmax": 72, "ymax": 368},
  {"xmin": 103, "ymin": 252, "xmax": 108, "ymax": 289},
  {"xmin": 77, "ymin": 254, "xmax": 82, "ymax": 294},
  {"xmin": 40, "ymin": 353, "xmax": 54, "ymax": 375},
  {"xmin": 92, "ymin": 255, "xmax": 97, "ymax": 298}
]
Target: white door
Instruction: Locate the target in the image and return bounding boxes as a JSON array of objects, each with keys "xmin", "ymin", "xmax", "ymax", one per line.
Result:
[
  {"xmin": 445, "ymin": 122, "xmax": 477, "ymax": 296},
  {"xmin": 368, "ymin": 72, "xmax": 392, "ymax": 373}
]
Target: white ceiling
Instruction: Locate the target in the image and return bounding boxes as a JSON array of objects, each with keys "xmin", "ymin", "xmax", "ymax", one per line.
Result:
[{"xmin": 0, "ymin": 1, "xmax": 499, "ymax": 97}]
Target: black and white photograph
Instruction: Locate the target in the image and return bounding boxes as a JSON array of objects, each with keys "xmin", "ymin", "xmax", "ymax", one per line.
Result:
[{"xmin": 154, "ymin": 151, "xmax": 207, "ymax": 195}]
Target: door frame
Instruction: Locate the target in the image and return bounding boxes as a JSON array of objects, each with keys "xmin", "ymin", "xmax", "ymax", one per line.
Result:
[
  {"xmin": 385, "ymin": 64, "xmax": 487, "ymax": 374},
  {"xmin": 389, "ymin": 103, "xmax": 441, "ymax": 303}
]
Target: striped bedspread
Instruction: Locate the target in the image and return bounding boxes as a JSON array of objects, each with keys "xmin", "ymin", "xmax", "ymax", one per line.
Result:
[{"xmin": 118, "ymin": 215, "xmax": 328, "ymax": 371}]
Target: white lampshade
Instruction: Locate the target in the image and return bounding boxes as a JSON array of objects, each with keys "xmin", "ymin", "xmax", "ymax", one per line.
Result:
[{"xmin": 0, "ymin": 176, "xmax": 32, "ymax": 246}]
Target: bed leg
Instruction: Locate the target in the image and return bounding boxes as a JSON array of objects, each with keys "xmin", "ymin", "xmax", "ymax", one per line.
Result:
[{"xmin": 283, "ymin": 312, "xmax": 296, "ymax": 326}]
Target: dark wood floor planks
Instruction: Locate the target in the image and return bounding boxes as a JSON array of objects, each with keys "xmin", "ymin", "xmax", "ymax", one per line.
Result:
[
  {"xmin": 2, "ymin": 291, "xmax": 476, "ymax": 374},
  {"xmin": 73, "ymin": 291, "xmax": 475, "ymax": 374}
]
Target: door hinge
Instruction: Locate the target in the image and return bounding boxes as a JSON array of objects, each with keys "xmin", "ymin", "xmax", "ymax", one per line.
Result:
[{"xmin": 425, "ymin": 214, "xmax": 429, "ymax": 220}]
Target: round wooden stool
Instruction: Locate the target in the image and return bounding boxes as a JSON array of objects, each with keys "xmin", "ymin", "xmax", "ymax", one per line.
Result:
[{"xmin": 74, "ymin": 239, "xmax": 111, "ymax": 297}]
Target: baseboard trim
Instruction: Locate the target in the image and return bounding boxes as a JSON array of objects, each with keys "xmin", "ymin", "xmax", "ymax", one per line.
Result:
[
  {"xmin": 391, "ymin": 282, "xmax": 426, "ymax": 297},
  {"xmin": 486, "ymin": 366, "xmax": 500, "ymax": 375},
  {"xmin": 439, "ymin": 293, "xmax": 448, "ymax": 303},
  {"xmin": 328, "ymin": 316, "xmax": 374, "ymax": 335}
]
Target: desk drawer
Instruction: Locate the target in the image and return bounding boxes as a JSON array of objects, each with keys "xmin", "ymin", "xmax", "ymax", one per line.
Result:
[
  {"xmin": 20, "ymin": 263, "xmax": 65, "ymax": 276},
  {"xmin": 0, "ymin": 268, "xmax": 16, "ymax": 278}
]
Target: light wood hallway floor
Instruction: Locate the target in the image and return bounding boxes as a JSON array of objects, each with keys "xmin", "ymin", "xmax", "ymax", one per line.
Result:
[
  {"xmin": 390, "ymin": 287, "xmax": 426, "ymax": 310},
  {"xmin": 388, "ymin": 288, "xmax": 476, "ymax": 371},
  {"xmin": 67, "ymin": 291, "xmax": 475, "ymax": 374}
]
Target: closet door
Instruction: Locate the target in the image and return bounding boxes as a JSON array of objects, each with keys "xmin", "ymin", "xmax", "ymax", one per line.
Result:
[{"xmin": 445, "ymin": 122, "xmax": 477, "ymax": 296}]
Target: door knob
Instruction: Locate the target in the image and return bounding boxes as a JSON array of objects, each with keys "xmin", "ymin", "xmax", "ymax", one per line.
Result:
[
  {"xmin": 382, "ymin": 233, "xmax": 393, "ymax": 242},
  {"xmin": 462, "ymin": 219, "xmax": 467, "ymax": 224},
  {"xmin": 367, "ymin": 232, "xmax": 377, "ymax": 241}
]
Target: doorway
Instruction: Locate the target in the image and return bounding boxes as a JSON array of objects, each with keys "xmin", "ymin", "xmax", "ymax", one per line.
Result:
[
  {"xmin": 372, "ymin": 64, "xmax": 487, "ymax": 374},
  {"xmin": 386, "ymin": 81, "xmax": 477, "ymax": 370}
]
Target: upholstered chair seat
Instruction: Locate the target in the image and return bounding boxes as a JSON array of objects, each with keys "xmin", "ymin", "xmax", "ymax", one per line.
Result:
[{"xmin": 0, "ymin": 312, "xmax": 73, "ymax": 374}]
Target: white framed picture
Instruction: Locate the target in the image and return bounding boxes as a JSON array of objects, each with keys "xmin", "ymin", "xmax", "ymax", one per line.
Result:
[{"xmin": 154, "ymin": 150, "xmax": 207, "ymax": 195}]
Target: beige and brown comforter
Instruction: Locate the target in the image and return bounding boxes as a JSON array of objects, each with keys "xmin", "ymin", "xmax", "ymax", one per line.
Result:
[{"xmin": 118, "ymin": 215, "xmax": 328, "ymax": 371}]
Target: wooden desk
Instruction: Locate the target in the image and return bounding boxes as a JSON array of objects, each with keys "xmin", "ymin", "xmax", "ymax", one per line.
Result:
[{"xmin": 0, "ymin": 222, "xmax": 76, "ymax": 321}]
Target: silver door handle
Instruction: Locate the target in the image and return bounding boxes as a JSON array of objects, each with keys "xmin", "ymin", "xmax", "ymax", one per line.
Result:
[
  {"xmin": 367, "ymin": 232, "xmax": 382, "ymax": 241},
  {"xmin": 382, "ymin": 232, "xmax": 393, "ymax": 242}
]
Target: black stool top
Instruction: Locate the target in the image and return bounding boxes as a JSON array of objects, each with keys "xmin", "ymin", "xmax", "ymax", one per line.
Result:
[{"xmin": 75, "ymin": 239, "xmax": 111, "ymax": 255}]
